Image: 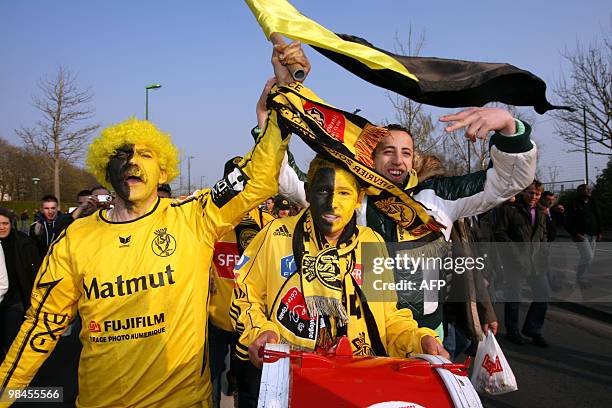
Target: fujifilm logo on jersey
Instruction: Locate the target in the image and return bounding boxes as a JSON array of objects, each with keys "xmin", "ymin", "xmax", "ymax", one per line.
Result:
[
  {"xmin": 83, "ymin": 265, "xmax": 175, "ymax": 300},
  {"xmin": 273, "ymin": 225, "xmax": 292, "ymax": 237}
]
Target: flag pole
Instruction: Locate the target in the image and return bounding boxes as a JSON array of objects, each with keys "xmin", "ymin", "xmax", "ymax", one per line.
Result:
[{"xmin": 270, "ymin": 33, "xmax": 305, "ymax": 81}]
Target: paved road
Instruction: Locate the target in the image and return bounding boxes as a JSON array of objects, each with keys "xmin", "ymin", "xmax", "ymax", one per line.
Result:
[{"xmin": 480, "ymin": 304, "xmax": 612, "ymax": 408}]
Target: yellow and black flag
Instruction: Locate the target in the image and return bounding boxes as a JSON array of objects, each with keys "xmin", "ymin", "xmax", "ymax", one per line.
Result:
[{"xmin": 245, "ymin": 0, "xmax": 570, "ymax": 114}]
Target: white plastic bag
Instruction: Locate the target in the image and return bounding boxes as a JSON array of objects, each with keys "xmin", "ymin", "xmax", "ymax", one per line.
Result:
[{"xmin": 470, "ymin": 330, "xmax": 518, "ymax": 395}]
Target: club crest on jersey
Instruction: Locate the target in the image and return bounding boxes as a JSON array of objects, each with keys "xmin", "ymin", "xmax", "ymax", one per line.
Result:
[
  {"xmin": 151, "ymin": 228, "xmax": 176, "ymax": 257},
  {"xmin": 302, "ymin": 247, "xmax": 341, "ymax": 290}
]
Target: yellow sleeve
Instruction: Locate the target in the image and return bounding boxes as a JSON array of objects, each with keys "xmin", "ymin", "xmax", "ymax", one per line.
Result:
[
  {"xmin": 385, "ymin": 306, "xmax": 439, "ymax": 358},
  {"xmin": 199, "ymin": 110, "xmax": 289, "ymax": 243},
  {"xmin": 0, "ymin": 230, "xmax": 79, "ymax": 403},
  {"xmin": 230, "ymin": 222, "xmax": 280, "ymax": 361}
]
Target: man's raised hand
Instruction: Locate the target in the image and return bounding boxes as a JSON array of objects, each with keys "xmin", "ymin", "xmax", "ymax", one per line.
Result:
[{"xmin": 440, "ymin": 107, "xmax": 516, "ymax": 142}]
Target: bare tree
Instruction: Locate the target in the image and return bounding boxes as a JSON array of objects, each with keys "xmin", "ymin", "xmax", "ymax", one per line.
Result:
[
  {"xmin": 386, "ymin": 28, "xmax": 443, "ymax": 154},
  {"xmin": 551, "ymin": 33, "xmax": 612, "ymax": 155},
  {"xmin": 16, "ymin": 66, "xmax": 99, "ymax": 204}
]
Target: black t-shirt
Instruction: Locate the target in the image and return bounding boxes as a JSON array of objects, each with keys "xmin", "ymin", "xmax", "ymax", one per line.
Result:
[{"xmin": 0, "ymin": 233, "xmax": 24, "ymax": 307}]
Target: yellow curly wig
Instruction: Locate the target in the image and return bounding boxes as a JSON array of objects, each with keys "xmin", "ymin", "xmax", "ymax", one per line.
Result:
[{"xmin": 86, "ymin": 118, "xmax": 180, "ymax": 187}]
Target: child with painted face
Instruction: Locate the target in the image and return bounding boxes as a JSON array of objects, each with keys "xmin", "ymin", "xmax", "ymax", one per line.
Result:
[{"xmin": 231, "ymin": 155, "xmax": 449, "ymax": 376}]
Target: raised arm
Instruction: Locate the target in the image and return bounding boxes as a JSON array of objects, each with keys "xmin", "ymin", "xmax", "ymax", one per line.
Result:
[
  {"xmin": 196, "ymin": 43, "xmax": 311, "ymax": 240},
  {"xmin": 414, "ymin": 108, "xmax": 536, "ymax": 234}
]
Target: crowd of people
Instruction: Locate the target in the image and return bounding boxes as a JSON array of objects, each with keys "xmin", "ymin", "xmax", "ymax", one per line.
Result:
[{"xmin": 0, "ymin": 41, "xmax": 604, "ymax": 408}]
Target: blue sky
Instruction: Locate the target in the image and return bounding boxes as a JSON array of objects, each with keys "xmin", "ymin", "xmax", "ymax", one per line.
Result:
[{"xmin": 1, "ymin": 0, "xmax": 610, "ymax": 193}]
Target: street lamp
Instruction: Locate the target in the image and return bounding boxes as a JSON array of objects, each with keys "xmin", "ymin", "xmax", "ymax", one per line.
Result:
[
  {"xmin": 32, "ymin": 177, "xmax": 40, "ymax": 202},
  {"xmin": 145, "ymin": 84, "xmax": 162, "ymax": 120},
  {"xmin": 187, "ymin": 156, "xmax": 194, "ymax": 193}
]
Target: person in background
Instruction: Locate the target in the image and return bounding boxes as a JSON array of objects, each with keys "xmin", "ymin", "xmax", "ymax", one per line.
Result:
[
  {"xmin": 564, "ymin": 184, "xmax": 602, "ymax": 288},
  {"xmin": 263, "ymin": 197, "xmax": 274, "ymax": 213},
  {"xmin": 29, "ymin": 195, "xmax": 66, "ymax": 256},
  {"xmin": 0, "ymin": 207, "xmax": 42, "ymax": 360},
  {"xmin": 273, "ymin": 196, "xmax": 291, "ymax": 218},
  {"xmin": 540, "ymin": 191, "xmax": 565, "ymax": 290},
  {"xmin": 19, "ymin": 209, "xmax": 29, "ymax": 233},
  {"xmin": 540, "ymin": 191, "xmax": 564, "ymax": 242},
  {"xmin": 273, "ymin": 45, "xmax": 538, "ymax": 341},
  {"xmin": 494, "ymin": 181, "xmax": 549, "ymax": 347},
  {"xmin": 157, "ymin": 183, "xmax": 173, "ymax": 198}
]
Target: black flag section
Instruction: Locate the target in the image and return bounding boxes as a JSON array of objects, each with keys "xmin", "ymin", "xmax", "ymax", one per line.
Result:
[{"xmin": 312, "ymin": 34, "xmax": 572, "ymax": 114}]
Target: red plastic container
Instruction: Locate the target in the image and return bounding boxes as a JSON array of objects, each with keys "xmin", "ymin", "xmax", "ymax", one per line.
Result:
[{"xmin": 259, "ymin": 337, "xmax": 481, "ymax": 408}]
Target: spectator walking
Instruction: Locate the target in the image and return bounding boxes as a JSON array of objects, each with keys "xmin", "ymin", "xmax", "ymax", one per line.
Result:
[
  {"xmin": 540, "ymin": 191, "xmax": 564, "ymax": 242},
  {"xmin": 494, "ymin": 181, "xmax": 549, "ymax": 347},
  {"xmin": 564, "ymin": 184, "xmax": 602, "ymax": 288}
]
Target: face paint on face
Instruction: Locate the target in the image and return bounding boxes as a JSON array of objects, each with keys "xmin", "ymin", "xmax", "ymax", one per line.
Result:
[
  {"xmin": 308, "ymin": 167, "xmax": 360, "ymax": 242},
  {"xmin": 106, "ymin": 143, "xmax": 166, "ymax": 207},
  {"xmin": 107, "ymin": 144, "xmax": 135, "ymax": 203}
]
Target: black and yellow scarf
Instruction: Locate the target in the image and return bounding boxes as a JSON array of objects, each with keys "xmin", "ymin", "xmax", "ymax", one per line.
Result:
[
  {"xmin": 268, "ymin": 82, "xmax": 444, "ymax": 241},
  {"xmin": 270, "ymin": 210, "xmax": 387, "ymax": 355}
]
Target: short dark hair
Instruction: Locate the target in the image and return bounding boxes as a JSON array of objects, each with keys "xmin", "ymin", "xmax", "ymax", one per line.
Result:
[
  {"xmin": 0, "ymin": 207, "xmax": 14, "ymax": 220},
  {"xmin": 77, "ymin": 190, "xmax": 92, "ymax": 198},
  {"xmin": 157, "ymin": 184, "xmax": 172, "ymax": 195},
  {"xmin": 531, "ymin": 180, "xmax": 544, "ymax": 192},
  {"xmin": 384, "ymin": 123, "xmax": 410, "ymax": 133},
  {"xmin": 542, "ymin": 191, "xmax": 554, "ymax": 198},
  {"xmin": 41, "ymin": 195, "xmax": 58, "ymax": 204},
  {"xmin": 372, "ymin": 124, "xmax": 413, "ymax": 160}
]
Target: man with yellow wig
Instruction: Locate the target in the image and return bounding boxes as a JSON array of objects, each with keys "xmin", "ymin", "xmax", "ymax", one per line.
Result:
[{"xmin": 0, "ymin": 48, "xmax": 307, "ymax": 407}]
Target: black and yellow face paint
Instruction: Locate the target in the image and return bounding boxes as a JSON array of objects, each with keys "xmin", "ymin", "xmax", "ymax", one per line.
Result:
[
  {"xmin": 106, "ymin": 143, "xmax": 165, "ymax": 207},
  {"xmin": 308, "ymin": 166, "xmax": 360, "ymax": 242}
]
